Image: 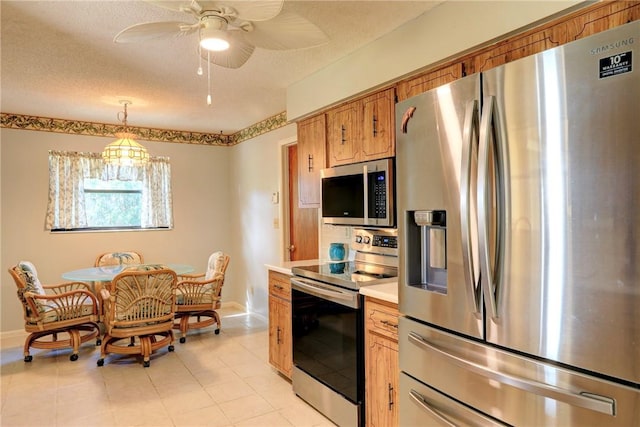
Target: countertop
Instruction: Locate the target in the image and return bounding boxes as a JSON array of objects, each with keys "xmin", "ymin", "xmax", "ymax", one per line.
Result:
[
  {"xmin": 265, "ymin": 259, "xmax": 319, "ymax": 276},
  {"xmin": 359, "ymin": 282, "xmax": 398, "ymax": 305},
  {"xmin": 265, "ymin": 261, "xmax": 398, "ymax": 305}
]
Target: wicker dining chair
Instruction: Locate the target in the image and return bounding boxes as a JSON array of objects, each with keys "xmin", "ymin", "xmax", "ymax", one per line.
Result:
[
  {"xmin": 174, "ymin": 251, "xmax": 230, "ymax": 343},
  {"xmin": 98, "ymin": 265, "xmax": 177, "ymax": 367},
  {"xmin": 93, "ymin": 251, "xmax": 144, "ymax": 318},
  {"xmin": 8, "ymin": 261, "xmax": 101, "ymax": 362},
  {"xmin": 94, "ymin": 251, "xmax": 144, "ymax": 267}
]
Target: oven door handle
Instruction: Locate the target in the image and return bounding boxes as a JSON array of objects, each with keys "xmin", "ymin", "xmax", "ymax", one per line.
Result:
[{"xmin": 291, "ymin": 278, "xmax": 359, "ymax": 309}]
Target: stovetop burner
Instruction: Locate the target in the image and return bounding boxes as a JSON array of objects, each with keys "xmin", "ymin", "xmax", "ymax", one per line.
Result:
[
  {"xmin": 292, "ymin": 261, "xmax": 398, "ymax": 291},
  {"xmin": 293, "ymin": 228, "xmax": 399, "ymax": 291}
]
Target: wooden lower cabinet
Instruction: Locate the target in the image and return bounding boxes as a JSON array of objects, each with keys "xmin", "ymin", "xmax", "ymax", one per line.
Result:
[
  {"xmin": 268, "ymin": 270, "xmax": 292, "ymax": 379},
  {"xmin": 365, "ymin": 297, "xmax": 399, "ymax": 427}
]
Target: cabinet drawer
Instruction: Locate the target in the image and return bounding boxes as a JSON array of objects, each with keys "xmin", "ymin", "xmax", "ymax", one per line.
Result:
[
  {"xmin": 366, "ymin": 297, "xmax": 399, "ymax": 341},
  {"xmin": 268, "ymin": 270, "xmax": 291, "ymax": 300}
]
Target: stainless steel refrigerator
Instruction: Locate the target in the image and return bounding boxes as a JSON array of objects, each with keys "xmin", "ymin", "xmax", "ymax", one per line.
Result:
[{"xmin": 396, "ymin": 21, "xmax": 639, "ymax": 426}]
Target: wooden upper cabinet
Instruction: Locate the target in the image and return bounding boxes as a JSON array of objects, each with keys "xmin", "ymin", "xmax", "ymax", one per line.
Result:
[
  {"xmin": 327, "ymin": 88, "xmax": 396, "ymax": 167},
  {"xmin": 396, "ymin": 63, "xmax": 464, "ymax": 102},
  {"xmin": 562, "ymin": 1, "xmax": 639, "ymax": 41},
  {"xmin": 361, "ymin": 88, "xmax": 396, "ymax": 161},
  {"xmin": 297, "ymin": 114, "xmax": 326, "ymax": 208},
  {"xmin": 327, "ymin": 101, "xmax": 360, "ymax": 166},
  {"xmin": 468, "ymin": 1, "xmax": 639, "ymax": 74}
]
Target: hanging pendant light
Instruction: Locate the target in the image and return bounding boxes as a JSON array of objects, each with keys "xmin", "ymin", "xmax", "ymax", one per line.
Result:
[{"xmin": 102, "ymin": 101, "xmax": 149, "ymax": 166}]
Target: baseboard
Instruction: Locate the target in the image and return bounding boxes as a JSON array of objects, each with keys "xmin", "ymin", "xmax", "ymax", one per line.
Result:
[
  {"xmin": 220, "ymin": 301, "xmax": 267, "ymax": 323},
  {"xmin": 1, "ymin": 301, "xmax": 264, "ymax": 344},
  {"xmin": 221, "ymin": 301, "xmax": 246, "ymax": 311},
  {"xmin": 0, "ymin": 329, "xmax": 28, "ymax": 347}
]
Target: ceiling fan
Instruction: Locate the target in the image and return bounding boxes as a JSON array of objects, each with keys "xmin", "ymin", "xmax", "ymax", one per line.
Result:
[{"xmin": 114, "ymin": 0, "xmax": 329, "ymax": 69}]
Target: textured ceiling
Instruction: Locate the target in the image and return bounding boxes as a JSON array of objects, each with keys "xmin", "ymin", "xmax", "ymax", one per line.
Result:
[{"xmin": 1, "ymin": 1, "xmax": 440, "ymax": 135}]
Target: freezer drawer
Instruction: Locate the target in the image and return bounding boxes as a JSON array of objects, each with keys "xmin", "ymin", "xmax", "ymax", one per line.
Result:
[
  {"xmin": 400, "ymin": 373, "xmax": 508, "ymax": 426},
  {"xmin": 400, "ymin": 317, "xmax": 640, "ymax": 426}
]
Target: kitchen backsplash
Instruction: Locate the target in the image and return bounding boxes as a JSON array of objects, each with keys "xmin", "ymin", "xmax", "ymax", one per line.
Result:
[{"xmin": 319, "ymin": 224, "xmax": 354, "ymax": 262}]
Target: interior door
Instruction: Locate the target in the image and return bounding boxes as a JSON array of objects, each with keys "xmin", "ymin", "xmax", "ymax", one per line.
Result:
[{"xmin": 288, "ymin": 144, "xmax": 319, "ymax": 261}]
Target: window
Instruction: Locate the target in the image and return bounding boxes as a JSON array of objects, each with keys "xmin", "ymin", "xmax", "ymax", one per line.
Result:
[
  {"xmin": 46, "ymin": 150, "xmax": 173, "ymax": 231},
  {"xmin": 84, "ymin": 178, "xmax": 143, "ymax": 227}
]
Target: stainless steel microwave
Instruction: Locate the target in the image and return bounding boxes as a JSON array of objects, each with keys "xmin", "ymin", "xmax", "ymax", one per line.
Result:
[{"xmin": 320, "ymin": 158, "xmax": 395, "ymax": 227}]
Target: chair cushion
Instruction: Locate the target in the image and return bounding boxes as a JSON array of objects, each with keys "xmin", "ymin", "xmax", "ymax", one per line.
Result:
[
  {"xmin": 38, "ymin": 302, "xmax": 96, "ymax": 323},
  {"xmin": 18, "ymin": 261, "xmax": 45, "ymax": 296},
  {"xmin": 176, "ymin": 287, "xmax": 213, "ymax": 305},
  {"xmin": 205, "ymin": 252, "xmax": 225, "ymax": 280},
  {"xmin": 96, "ymin": 252, "xmax": 142, "ymax": 267},
  {"xmin": 122, "ymin": 263, "xmax": 168, "ymax": 272}
]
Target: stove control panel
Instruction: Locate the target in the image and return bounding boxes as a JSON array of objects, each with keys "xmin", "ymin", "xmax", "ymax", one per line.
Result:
[
  {"xmin": 352, "ymin": 228, "xmax": 398, "ymax": 256},
  {"xmin": 373, "ymin": 235, "xmax": 397, "ymax": 248}
]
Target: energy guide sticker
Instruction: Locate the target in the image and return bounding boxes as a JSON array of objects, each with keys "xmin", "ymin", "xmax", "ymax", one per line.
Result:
[{"xmin": 599, "ymin": 51, "xmax": 632, "ymax": 78}]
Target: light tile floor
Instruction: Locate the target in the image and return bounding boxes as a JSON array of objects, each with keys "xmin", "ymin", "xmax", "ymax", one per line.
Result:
[{"xmin": 0, "ymin": 307, "xmax": 335, "ymax": 427}]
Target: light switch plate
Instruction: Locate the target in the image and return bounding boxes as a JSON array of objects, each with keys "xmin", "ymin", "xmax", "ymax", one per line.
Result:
[{"xmin": 271, "ymin": 192, "xmax": 279, "ymax": 204}]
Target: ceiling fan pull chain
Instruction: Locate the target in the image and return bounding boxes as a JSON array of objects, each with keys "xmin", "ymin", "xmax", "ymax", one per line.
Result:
[
  {"xmin": 197, "ymin": 45, "xmax": 203, "ymax": 76},
  {"xmin": 207, "ymin": 51, "xmax": 212, "ymax": 106}
]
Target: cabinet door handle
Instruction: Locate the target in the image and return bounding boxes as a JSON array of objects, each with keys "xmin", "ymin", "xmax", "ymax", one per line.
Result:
[
  {"xmin": 308, "ymin": 154, "xmax": 313, "ymax": 172},
  {"xmin": 388, "ymin": 383, "xmax": 394, "ymax": 410},
  {"xmin": 276, "ymin": 326, "xmax": 281, "ymax": 344},
  {"xmin": 341, "ymin": 125, "xmax": 346, "ymax": 144},
  {"xmin": 381, "ymin": 320, "xmax": 398, "ymax": 329},
  {"xmin": 373, "ymin": 114, "xmax": 378, "ymax": 137}
]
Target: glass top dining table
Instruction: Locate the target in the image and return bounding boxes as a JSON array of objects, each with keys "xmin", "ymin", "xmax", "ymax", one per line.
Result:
[{"xmin": 62, "ymin": 263, "xmax": 195, "ymax": 282}]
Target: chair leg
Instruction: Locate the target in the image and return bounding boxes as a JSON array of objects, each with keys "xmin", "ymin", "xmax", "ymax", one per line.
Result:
[
  {"xmin": 179, "ymin": 316, "xmax": 189, "ymax": 343},
  {"xmin": 69, "ymin": 329, "xmax": 81, "ymax": 361},
  {"xmin": 213, "ymin": 311, "xmax": 221, "ymax": 334},
  {"xmin": 140, "ymin": 336, "xmax": 152, "ymax": 367},
  {"xmin": 97, "ymin": 334, "xmax": 111, "ymax": 366},
  {"xmin": 23, "ymin": 333, "xmax": 34, "ymax": 362}
]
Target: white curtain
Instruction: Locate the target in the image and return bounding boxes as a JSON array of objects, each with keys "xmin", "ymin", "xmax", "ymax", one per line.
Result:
[
  {"xmin": 141, "ymin": 157, "xmax": 173, "ymax": 228},
  {"xmin": 45, "ymin": 150, "xmax": 172, "ymax": 230}
]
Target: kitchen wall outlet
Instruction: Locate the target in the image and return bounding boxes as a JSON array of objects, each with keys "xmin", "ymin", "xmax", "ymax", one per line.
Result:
[
  {"xmin": 271, "ymin": 192, "xmax": 279, "ymax": 204},
  {"xmin": 273, "ymin": 217, "xmax": 279, "ymax": 229}
]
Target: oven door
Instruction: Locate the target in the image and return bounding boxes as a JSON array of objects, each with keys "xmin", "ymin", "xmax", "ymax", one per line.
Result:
[{"xmin": 291, "ymin": 277, "xmax": 364, "ymax": 404}]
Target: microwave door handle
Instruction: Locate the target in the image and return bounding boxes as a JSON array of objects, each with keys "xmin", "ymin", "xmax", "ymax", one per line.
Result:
[
  {"xmin": 460, "ymin": 99, "xmax": 482, "ymax": 316},
  {"xmin": 363, "ymin": 164, "xmax": 369, "ymax": 223}
]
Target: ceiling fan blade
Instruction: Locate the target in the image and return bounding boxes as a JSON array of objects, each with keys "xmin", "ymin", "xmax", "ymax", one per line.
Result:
[
  {"xmin": 198, "ymin": 0, "xmax": 283, "ymax": 21},
  {"xmin": 114, "ymin": 22, "xmax": 196, "ymax": 43},
  {"xmin": 143, "ymin": 1, "xmax": 196, "ymax": 13},
  {"xmin": 241, "ymin": 10, "xmax": 328, "ymax": 50},
  {"xmin": 203, "ymin": 32, "xmax": 255, "ymax": 68}
]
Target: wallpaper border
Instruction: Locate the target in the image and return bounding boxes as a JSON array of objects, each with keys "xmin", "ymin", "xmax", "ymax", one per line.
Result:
[{"xmin": 0, "ymin": 111, "xmax": 288, "ymax": 146}]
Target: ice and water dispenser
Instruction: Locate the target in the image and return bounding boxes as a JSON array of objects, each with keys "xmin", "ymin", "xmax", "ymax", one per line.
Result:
[{"xmin": 406, "ymin": 210, "xmax": 447, "ymax": 293}]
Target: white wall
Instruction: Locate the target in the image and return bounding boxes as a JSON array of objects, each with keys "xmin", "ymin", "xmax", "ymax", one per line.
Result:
[
  {"xmin": 1, "ymin": 1, "xmax": 589, "ymax": 333},
  {"xmin": 0, "ymin": 129, "xmax": 231, "ymax": 332},
  {"xmin": 228, "ymin": 124, "xmax": 297, "ymax": 318},
  {"xmin": 0, "ymin": 123, "xmax": 297, "ymax": 333},
  {"xmin": 287, "ymin": 0, "xmax": 584, "ymax": 120}
]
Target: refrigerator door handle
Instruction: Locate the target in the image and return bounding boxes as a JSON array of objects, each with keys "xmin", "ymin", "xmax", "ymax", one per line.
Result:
[
  {"xmin": 408, "ymin": 331, "xmax": 616, "ymax": 416},
  {"xmin": 477, "ymin": 95, "xmax": 501, "ymax": 319},
  {"xmin": 460, "ymin": 99, "xmax": 482, "ymax": 316},
  {"xmin": 409, "ymin": 389, "xmax": 457, "ymax": 427}
]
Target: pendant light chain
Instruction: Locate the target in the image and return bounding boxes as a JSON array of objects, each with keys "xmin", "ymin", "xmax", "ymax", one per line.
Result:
[
  {"xmin": 102, "ymin": 101, "xmax": 149, "ymax": 166},
  {"xmin": 207, "ymin": 50, "xmax": 212, "ymax": 106}
]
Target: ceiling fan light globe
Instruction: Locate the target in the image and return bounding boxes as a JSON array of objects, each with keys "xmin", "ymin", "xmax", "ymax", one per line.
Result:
[{"xmin": 200, "ymin": 37, "xmax": 230, "ymax": 51}]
